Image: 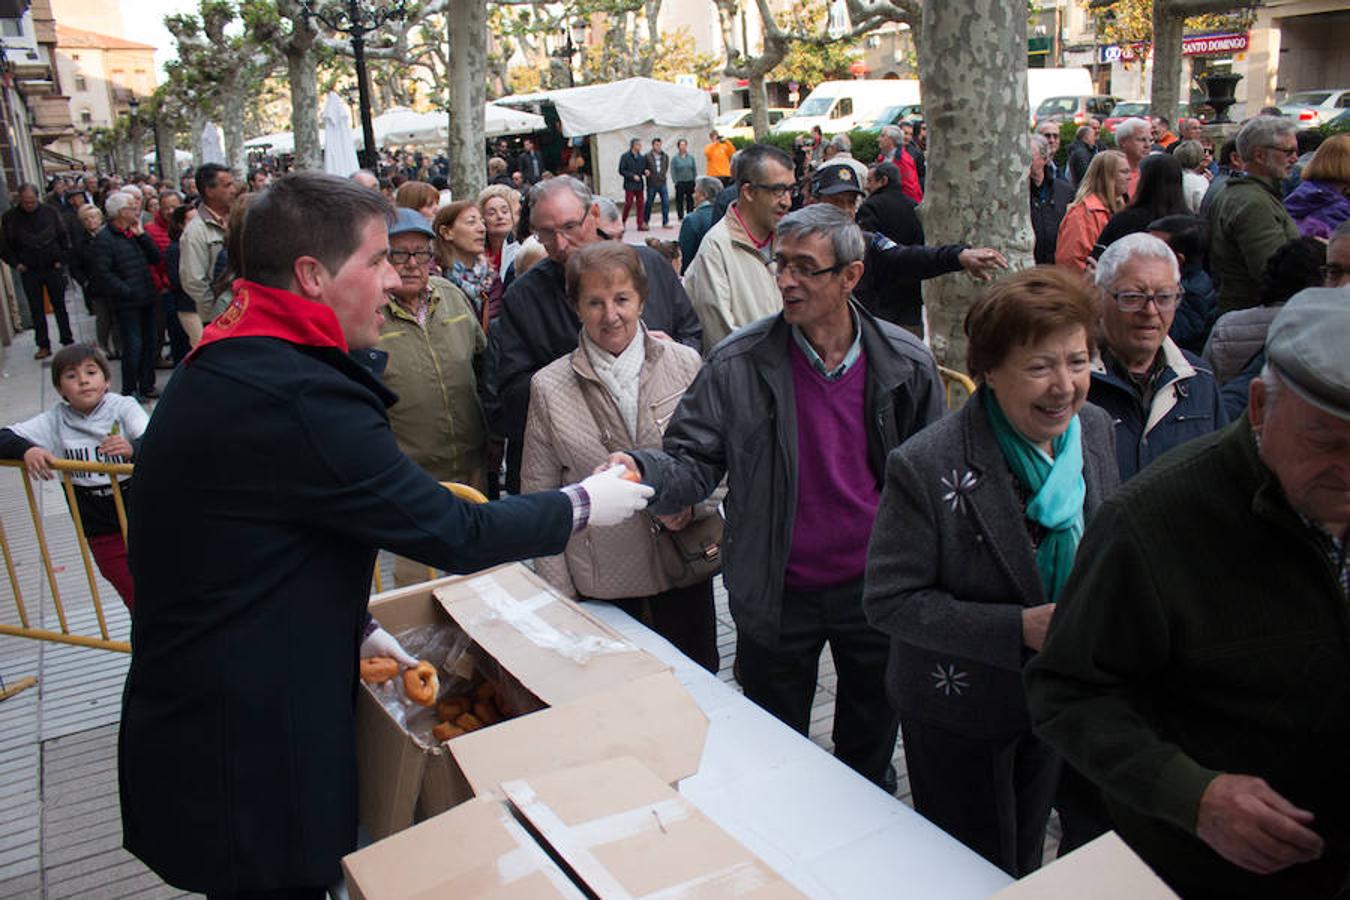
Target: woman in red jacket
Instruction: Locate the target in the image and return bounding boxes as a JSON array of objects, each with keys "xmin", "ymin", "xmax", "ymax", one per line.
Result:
[{"xmin": 1055, "ymin": 150, "xmax": 1128, "ymax": 272}]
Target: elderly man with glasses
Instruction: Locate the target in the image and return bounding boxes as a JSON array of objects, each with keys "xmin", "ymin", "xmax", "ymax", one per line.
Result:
[
  {"xmin": 1208, "ymin": 115, "xmax": 1302, "ymax": 312},
  {"xmin": 1036, "ymin": 120, "xmax": 1070, "ymax": 182},
  {"xmin": 683, "ymin": 143, "xmax": 797, "ymax": 350},
  {"xmin": 610, "ymin": 204, "xmax": 946, "ymax": 794},
  {"xmin": 487, "ymin": 176, "xmax": 701, "ymax": 493},
  {"xmin": 1088, "ymin": 232, "xmax": 1227, "ymax": 481},
  {"xmin": 376, "ymin": 209, "xmax": 491, "ymax": 582}
]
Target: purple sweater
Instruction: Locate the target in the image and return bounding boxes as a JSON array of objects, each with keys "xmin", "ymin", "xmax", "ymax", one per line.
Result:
[
  {"xmin": 785, "ymin": 342, "xmax": 881, "ymax": 591},
  {"xmin": 1284, "ymin": 179, "xmax": 1350, "ymax": 240}
]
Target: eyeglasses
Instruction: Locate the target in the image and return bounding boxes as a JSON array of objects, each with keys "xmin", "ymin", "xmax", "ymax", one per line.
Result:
[
  {"xmin": 387, "ymin": 249, "xmax": 434, "ymax": 266},
  {"xmin": 534, "ymin": 217, "xmax": 588, "ymax": 245},
  {"xmin": 1321, "ymin": 265, "xmax": 1347, "ymax": 285},
  {"xmin": 1263, "ymin": 143, "xmax": 1299, "ymax": 158},
  {"xmin": 770, "ymin": 257, "xmax": 845, "ymax": 280},
  {"xmin": 751, "ymin": 182, "xmax": 795, "ymax": 198},
  {"xmin": 1110, "ymin": 289, "xmax": 1181, "ymax": 312}
]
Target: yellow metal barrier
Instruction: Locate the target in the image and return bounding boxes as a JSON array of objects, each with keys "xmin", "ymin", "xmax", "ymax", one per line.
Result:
[
  {"xmin": 1, "ymin": 458, "xmax": 492, "ymax": 644},
  {"xmin": 938, "ymin": 366, "xmax": 978, "ymax": 411},
  {"xmin": 0, "ymin": 458, "xmax": 133, "ymax": 653}
]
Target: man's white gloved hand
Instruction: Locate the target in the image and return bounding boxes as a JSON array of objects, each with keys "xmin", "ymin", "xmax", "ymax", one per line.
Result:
[
  {"xmin": 360, "ymin": 624, "xmax": 418, "ymax": 667},
  {"xmin": 577, "ymin": 465, "xmax": 655, "ymax": 528}
]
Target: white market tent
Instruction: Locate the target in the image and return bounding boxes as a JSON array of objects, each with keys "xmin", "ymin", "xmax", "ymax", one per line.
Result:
[
  {"xmin": 242, "ymin": 103, "xmax": 545, "ymax": 155},
  {"xmin": 496, "ymin": 77, "xmax": 715, "ymax": 199}
]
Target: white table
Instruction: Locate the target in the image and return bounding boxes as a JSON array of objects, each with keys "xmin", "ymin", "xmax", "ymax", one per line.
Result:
[{"xmin": 587, "ymin": 603, "xmax": 1013, "ymax": 899}]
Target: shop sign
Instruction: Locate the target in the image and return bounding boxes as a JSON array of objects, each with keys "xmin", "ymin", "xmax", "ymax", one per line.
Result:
[{"xmin": 1182, "ymin": 33, "xmax": 1249, "ymax": 56}]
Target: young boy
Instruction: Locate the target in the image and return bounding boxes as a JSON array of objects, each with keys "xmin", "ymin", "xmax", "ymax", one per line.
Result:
[{"xmin": 0, "ymin": 344, "xmax": 147, "ymax": 607}]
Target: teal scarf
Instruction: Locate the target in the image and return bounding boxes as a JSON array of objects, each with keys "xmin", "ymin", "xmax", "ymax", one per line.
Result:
[{"xmin": 982, "ymin": 389, "xmax": 1086, "ymax": 603}]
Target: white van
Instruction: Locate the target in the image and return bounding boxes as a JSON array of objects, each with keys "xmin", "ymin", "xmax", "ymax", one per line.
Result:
[{"xmin": 772, "ymin": 80, "xmax": 920, "ymax": 135}]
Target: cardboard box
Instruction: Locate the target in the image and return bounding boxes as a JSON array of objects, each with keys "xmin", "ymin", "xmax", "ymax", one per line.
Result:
[
  {"xmin": 342, "ymin": 796, "xmax": 585, "ymax": 900},
  {"xmin": 502, "ymin": 756, "xmax": 809, "ymax": 898},
  {"xmin": 990, "ymin": 832, "xmax": 1180, "ymax": 899},
  {"xmin": 357, "ymin": 564, "xmax": 708, "ymax": 839}
]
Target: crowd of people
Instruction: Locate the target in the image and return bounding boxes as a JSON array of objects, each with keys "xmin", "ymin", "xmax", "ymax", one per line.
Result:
[{"xmin": 0, "ymin": 103, "xmax": 1345, "ymax": 900}]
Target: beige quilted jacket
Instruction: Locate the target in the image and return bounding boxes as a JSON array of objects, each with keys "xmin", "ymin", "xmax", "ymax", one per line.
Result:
[{"xmin": 521, "ymin": 329, "xmax": 704, "ymax": 600}]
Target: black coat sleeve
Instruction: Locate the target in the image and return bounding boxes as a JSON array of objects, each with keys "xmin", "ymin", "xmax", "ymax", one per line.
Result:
[
  {"xmin": 92, "ymin": 233, "xmax": 132, "ymax": 302},
  {"xmin": 870, "ymin": 238, "xmax": 966, "ymax": 283},
  {"xmin": 638, "ymin": 246, "xmax": 702, "ymax": 352},
  {"xmin": 0, "ymin": 428, "xmax": 37, "ymax": 460}
]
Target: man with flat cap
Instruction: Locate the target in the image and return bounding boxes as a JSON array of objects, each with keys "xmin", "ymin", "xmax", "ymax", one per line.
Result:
[{"xmin": 1026, "ymin": 286, "xmax": 1350, "ymax": 898}]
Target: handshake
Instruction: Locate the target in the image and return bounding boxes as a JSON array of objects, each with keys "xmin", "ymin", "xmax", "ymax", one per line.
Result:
[{"xmin": 571, "ymin": 452, "xmax": 652, "ymax": 528}]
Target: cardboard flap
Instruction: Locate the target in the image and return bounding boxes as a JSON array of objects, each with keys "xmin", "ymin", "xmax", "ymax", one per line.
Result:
[
  {"xmin": 434, "ymin": 564, "xmax": 668, "ymax": 705},
  {"xmin": 450, "ymin": 671, "xmax": 709, "ymax": 796},
  {"xmin": 502, "ymin": 756, "xmax": 807, "ymax": 899},
  {"xmin": 342, "ymin": 796, "xmax": 585, "ymax": 900},
  {"xmin": 990, "ymin": 832, "xmax": 1179, "ymax": 899},
  {"xmin": 356, "ymin": 687, "xmax": 431, "ymax": 841}
]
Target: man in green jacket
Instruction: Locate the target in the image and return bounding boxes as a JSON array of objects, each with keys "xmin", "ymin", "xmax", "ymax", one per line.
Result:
[
  {"xmin": 1207, "ymin": 116, "xmax": 1300, "ymax": 312},
  {"xmin": 1026, "ymin": 286, "xmax": 1350, "ymax": 899}
]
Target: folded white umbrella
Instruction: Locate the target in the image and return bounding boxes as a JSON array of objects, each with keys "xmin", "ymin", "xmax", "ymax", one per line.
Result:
[{"xmin": 322, "ymin": 92, "xmax": 360, "ymax": 177}]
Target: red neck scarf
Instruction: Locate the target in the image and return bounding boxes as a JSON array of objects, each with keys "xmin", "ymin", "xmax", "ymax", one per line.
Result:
[{"xmin": 186, "ymin": 279, "xmax": 348, "ymax": 364}]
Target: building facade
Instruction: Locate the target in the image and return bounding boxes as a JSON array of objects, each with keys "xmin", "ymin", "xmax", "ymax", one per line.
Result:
[{"xmin": 50, "ymin": 25, "xmax": 156, "ymax": 168}]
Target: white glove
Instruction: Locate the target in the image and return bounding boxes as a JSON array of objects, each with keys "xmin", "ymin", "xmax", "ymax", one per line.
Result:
[
  {"xmin": 360, "ymin": 624, "xmax": 418, "ymax": 667},
  {"xmin": 577, "ymin": 465, "xmax": 655, "ymax": 528}
]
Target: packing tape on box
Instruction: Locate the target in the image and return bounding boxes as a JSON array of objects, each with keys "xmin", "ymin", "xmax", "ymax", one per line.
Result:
[
  {"xmin": 495, "ymin": 804, "xmax": 586, "ymax": 894},
  {"xmin": 467, "ymin": 575, "xmax": 630, "ymax": 664},
  {"xmin": 505, "ymin": 782, "xmax": 778, "ymax": 899}
]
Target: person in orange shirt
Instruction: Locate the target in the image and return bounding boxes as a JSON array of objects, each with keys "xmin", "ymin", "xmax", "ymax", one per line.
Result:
[
  {"xmin": 1055, "ymin": 150, "xmax": 1129, "ymax": 272},
  {"xmin": 704, "ymin": 130, "xmax": 736, "ymax": 187}
]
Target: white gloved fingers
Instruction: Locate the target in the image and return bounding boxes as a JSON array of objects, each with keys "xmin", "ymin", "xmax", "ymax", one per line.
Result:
[
  {"xmin": 361, "ymin": 625, "xmax": 418, "ymax": 667},
  {"xmin": 577, "ymin": 468, "xmax": 656, "ymax": 528}
]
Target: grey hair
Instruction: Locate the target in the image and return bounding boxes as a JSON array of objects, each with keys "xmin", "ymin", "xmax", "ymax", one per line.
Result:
[
  {"xmin": 158, "ymin": 188, "xmax": 183, "ymax": 203},
  {"xmin": 1173, "ymin": 139, "xmax": 1205, "ymax": 170},
  {"xmin": 1076, "ymin": 125, "xmax": 1095, "ymax": 140},
  {"xmin": 1236, "ymin": 115, "xmax": 1297, "ymax": 162},
  {"xmin": 775, "ymin": 204, "xmax": 864, "ymax": 266},
  {"xmin": 527, "ymin": 175, "xmax": 593, "ymax": 213},
  {"xmin": 694, "ymin": 175, "xmax": 722, "ymax": 200},
  {"xmin": 105, "ymin": 191, "xmax": 136, "ymax": 219},
  {"xmin": 1114, "ymin": 117, "xmax": 1151, "ymax": 143},
  {"xmin": 1094, "ymin": 231, "xmax": 1181, "ymax": 288},
  {"xmin": 880, "ymin": 125, "xmax": 903, "ymax": 143},
  {"xmin": 1332, "ymin": 220, "xmax": 1350, "ymax": 244},
  {"xmin": 593, "ymin": 195, "xmax": 621, "ymax": 228},
  {"xmin": 829, "ymin": 133, "xmax": 852, "ymax": 152},
  {"xmin": 1029, "ymin": 134, "xmax": 1050, "ymax": 160},
  {"xmin": 1259, "ymin": 362, "xmax": 1283, "ymax": 409}
]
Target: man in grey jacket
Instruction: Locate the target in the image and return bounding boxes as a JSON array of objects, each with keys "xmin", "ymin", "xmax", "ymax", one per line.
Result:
[
  {"xmin": 611, "ymin": 205, "xmax": 946, "ymax": 791},
  {"xmin": 643, "ymin": 137, "xmax": 671, "ymax": 228},
  {"xmin": 177, "ymin": 163, "xmax": 238, "ymax": 342}
]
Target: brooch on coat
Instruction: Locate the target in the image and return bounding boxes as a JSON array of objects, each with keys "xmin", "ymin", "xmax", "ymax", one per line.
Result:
[
  {"xmin": 940, "ymin": 469, "xmax": 979, "ymax": 514},
  {"xmin": 931, "ymin": 663, "xmax": 970, "ymax": 697}
]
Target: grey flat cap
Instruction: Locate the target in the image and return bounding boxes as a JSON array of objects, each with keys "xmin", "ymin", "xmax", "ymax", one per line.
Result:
[
  {"xmin": 1266, "ymin": 285, "xmax": 1350, "ymax": 420},
  {"xmin": 388, "ymin": 206, "xmax": 435, "ymax": 238}
]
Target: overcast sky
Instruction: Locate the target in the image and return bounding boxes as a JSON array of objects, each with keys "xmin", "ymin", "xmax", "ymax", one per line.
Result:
[{"xmin": 128, "ymin": 0, "xmax": 213, "ymax": 77}]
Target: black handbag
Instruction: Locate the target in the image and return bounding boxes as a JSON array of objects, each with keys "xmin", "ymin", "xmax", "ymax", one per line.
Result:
[{"xmin": 578, "ymin": 374, "xmax": 724, "ymax": 588}]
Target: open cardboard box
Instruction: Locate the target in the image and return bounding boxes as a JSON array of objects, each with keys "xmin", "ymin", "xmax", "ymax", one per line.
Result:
[
  {"xmin": 357, "ymin": 563, "xmax": 709, "ymax": 839},
  {"xmin": 990, "ymin": 832, "xmax": 1179, "ymax": 899},
  {"xmin": 342, "ymin": 796, "xmax": 585, "ymax": 900}
]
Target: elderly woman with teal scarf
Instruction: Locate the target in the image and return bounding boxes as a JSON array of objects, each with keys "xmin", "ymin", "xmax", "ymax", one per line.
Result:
[{"xmin": 863, "ymin": 267, "xmax": 1119, "ymax": 877}]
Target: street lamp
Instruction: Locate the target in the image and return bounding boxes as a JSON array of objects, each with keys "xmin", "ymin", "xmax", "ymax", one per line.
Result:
[
  {"xmin": 300, "ymin": 0, "xmax": 409, "ymax": 170},
  {"xmin": 127, "ymin": 95, "xmax": 141, "ymax": 174},
  {"xmin": 554, "ymin": 17, "xmax": 586, "ymax": 87}
]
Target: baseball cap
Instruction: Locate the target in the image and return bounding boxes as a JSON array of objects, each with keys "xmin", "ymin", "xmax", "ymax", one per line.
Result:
[{"xmin": 812, "ymin": 163, "xmax": 864, "ymax": 196}]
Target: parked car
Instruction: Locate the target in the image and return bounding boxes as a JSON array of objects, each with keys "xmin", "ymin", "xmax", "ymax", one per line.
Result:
[
  {"xmin": 1277, "ymin": 89, "xmax": 1350, "ymax": 128},
  {"xmin": 773, "ymin": 80, "xmax": 920, "ymax": 135},
  {"xmin": 1035, "ymin": 94, "xmax": 1120, "ymax": 126},
  {"xmin": 714, "ymin": 107, "xmax": 791, "ymax": 140},
  {"xmin": 858, "ymin": 104, "xmax": 924, "ymax": 134},
  {"xmin": 1102, "ymin": 100, "xmax": 1202, "ymax": 133}
]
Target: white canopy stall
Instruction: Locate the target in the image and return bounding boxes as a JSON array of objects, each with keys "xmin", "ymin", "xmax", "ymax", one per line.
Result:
[
  {"xmin": 496, "ymin": 77, "xmax": 715, "ymax": 199},
  {"xmin": 240, "ymin": 103, "xmax": 545, "ymax": 157}
]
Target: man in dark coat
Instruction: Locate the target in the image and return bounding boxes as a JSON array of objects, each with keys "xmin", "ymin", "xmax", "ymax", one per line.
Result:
[
  {"xmin": 119, "ymin": 172, "xmax": 654, "ymax": 897},
  {"xmin": 1, "ymin": 183, "xmax": 74, "ymax": 358},
  {"xmin": 486, "ymin": 176, "xmax": 702, "ymax": 493},
  {"xmin": 678, "ymin": 176, "xmax": 723, "ymax": 274},
  {"xmin": 619, "ymin": 137, "xmax": 647, "ymax": 229},
  {"xmin": 92, "ymin": 190, "xmax": 161, "ymax": 399},
  {"xmin": 1029, "ymin": 134, "xmax": 1075, "ymax": 264},
  {"xmin": 514, "ymin": 137, "xmax": 543, "ymax": 185},
  {"xmin": 1066, "ymin": 125, "xmax": 1098, "ymax": 186}
]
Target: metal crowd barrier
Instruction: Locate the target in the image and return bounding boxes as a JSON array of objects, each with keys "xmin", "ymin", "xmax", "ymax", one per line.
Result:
[
  {"xmin": 0, "ymin": 457, "xmax": 133, "ymax": 653},
  {"xmin": 938, "ymin": 366, "xmax": 978, "ymax": 411}
]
